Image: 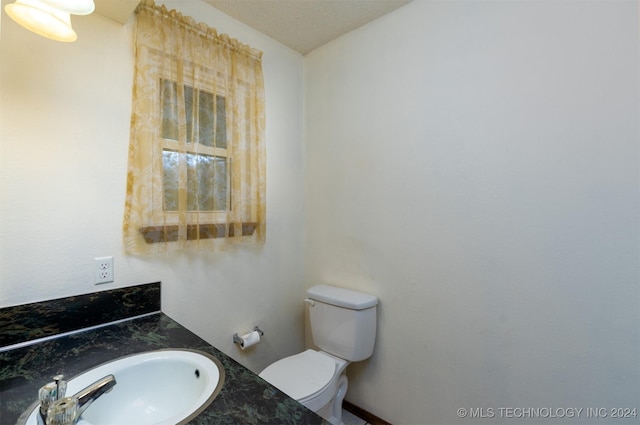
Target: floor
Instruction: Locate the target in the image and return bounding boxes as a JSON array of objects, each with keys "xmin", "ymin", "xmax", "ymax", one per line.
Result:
[{"xmin": 342, "ymin": 409, "xmax": 370, "ymax": 425}]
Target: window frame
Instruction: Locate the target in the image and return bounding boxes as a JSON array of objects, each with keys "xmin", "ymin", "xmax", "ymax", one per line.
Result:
[{"xmin": 151, "ymin": 64, "xmax": 231, "ymax": 227}]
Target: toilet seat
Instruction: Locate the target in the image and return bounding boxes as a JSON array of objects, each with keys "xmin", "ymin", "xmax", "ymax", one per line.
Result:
[{"xmin": 259, "ymin": 349, "xmax": 336, "ymax": 401}]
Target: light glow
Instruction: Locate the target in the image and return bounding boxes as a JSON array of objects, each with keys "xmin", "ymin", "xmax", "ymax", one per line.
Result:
[{"xmin": 4, "ymin": 0, "xmax": 77, "ymax": 42}]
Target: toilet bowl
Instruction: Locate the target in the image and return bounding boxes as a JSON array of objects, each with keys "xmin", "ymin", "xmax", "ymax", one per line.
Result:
[
  {"xmin": 259, "ymin": 285, "xmax": 378, "ymax": 425},
  {"xmin": 260, "ymin": 349, "xmax": 349, "ymax": 421}
]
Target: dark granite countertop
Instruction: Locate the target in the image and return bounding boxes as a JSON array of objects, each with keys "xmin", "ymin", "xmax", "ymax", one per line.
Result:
[{"xmin": 0, "ymin": 284, "xmax": 326, "ymax": 425}]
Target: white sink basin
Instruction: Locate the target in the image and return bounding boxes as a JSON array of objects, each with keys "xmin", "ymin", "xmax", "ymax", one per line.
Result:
[{"xmin": 22, "ymin": 349, "xmax": 224, "ymax": 425}]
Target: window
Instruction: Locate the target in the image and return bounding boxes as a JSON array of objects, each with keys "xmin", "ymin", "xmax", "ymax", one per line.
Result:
[
  {"xmin": 160, "ymin": 79, "xmax": 229, "ymax": 214},
  {"xmin": 123, "ymin": 0, "xmax": 265, "ymax": 254}
]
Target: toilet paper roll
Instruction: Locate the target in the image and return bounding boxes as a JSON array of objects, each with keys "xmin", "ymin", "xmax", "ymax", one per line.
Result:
[{"xmin": 239, "ymin": 330, "xmax": 261, "ymax": 350}]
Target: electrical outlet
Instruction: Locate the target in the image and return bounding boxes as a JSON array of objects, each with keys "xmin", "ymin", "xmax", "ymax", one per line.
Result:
[{"xmin": 94, "ymin": 256, "xmax": 114, "ymax": 284}]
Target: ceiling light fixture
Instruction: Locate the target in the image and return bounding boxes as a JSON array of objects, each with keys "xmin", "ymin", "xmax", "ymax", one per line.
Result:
[{"xmin": 4, "ymin": 0, "xmax": 95, "ymax": 42}]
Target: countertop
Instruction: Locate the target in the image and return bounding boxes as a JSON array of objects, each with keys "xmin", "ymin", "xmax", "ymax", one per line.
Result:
[{"xmin": 0, "ymin": 284, "xmax": 326, "ymax": 425}]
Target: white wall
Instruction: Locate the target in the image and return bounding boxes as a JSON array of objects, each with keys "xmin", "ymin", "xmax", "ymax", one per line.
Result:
[
  {"xmin": 304, "ymin": 1, "xmax": 639, "ymax": 424},
  {"xmin": 0, "ymin": 0, "xmax": 306, "ymax": 373}
]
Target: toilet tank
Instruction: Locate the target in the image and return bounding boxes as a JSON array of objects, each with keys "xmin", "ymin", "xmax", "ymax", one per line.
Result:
[{"xmin": 306, "ymin": 285, "xmax": 378, "ymax": 362}]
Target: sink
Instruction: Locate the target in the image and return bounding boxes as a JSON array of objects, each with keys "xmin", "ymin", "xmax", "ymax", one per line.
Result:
[{"xmin": 21, "ymin": 349, "xmax": 224, "ymax": 425}]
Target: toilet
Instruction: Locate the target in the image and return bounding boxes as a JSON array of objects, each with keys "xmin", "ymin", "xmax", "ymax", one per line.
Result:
[{"xmin": 259, "ymin": 284, "xmax": 378, "ymax": 425}]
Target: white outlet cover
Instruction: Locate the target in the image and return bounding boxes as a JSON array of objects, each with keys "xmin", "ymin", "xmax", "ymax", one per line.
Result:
[{"xmin": 94, "ymin": 256, "xmax": 114, "ymax": 284}]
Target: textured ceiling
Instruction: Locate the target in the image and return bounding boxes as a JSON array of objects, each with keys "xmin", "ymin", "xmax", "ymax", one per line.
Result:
[{"xmin": 203, "ymin": 0, "xmax": 410, "ymax": 55}]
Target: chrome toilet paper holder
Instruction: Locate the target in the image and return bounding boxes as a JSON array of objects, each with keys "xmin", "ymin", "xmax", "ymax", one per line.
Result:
[{"xmin": 233, "ymin": 326, "xmax": 264, "ymax": 345}]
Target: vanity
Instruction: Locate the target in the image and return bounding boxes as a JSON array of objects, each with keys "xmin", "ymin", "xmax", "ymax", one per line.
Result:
[{"xmin": 0, "ymin": 283, "xmax": 327, "ymax": 424}]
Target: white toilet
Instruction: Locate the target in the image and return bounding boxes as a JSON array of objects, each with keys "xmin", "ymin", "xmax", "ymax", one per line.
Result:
[{"xmin": 259, "ymin": 284, "xmax": 378, "ymax": 425}]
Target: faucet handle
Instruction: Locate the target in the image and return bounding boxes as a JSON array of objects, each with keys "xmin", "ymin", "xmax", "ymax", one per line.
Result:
[
  {"xmin": 46, "ymin": 397, "xmax": 78, "ymax": 425},
  {"xmin": 38, "ymin": 383, "xmax": 57, "ymax": 418}
]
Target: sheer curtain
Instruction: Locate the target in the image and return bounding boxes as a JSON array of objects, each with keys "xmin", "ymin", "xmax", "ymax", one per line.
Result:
[{"xmin": 123, "ymin": 0, "xmax": 266, "ymax": 254}]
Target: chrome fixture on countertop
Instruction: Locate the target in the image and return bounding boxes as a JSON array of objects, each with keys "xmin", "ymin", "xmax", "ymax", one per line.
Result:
[{"xmin": 38, "ymin": 374, "xmax": 116, "ymax": 425}]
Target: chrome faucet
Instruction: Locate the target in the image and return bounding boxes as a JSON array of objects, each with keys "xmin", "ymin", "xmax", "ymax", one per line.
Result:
[
  {"xmin": 73, "ymin": 374, "xmax": 117, "ymax": 418},
  {"xmin": 38, "ymin": 374, "xmax": 117, "ymax": 425}
]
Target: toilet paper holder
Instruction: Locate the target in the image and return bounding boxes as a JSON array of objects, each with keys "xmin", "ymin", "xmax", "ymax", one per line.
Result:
[{"xmin": 233, "ymin": 326, "xmax": 264, "ymax": 345}]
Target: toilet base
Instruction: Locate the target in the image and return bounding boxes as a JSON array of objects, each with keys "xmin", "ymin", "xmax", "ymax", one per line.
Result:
[{"xmin": 310, "ymin": 373, "xmax": 348, "ymax": 425}]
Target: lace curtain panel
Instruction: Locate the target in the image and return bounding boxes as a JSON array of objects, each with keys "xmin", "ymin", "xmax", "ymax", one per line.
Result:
[{"xmin": 123, "ymin": 0, "xmax": 266, "ymax": 254}]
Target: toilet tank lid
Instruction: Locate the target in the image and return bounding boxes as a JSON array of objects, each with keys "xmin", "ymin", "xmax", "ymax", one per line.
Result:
[{"xmin": 307, "ymin": 285, "xmax": 378, "ymax": 310}]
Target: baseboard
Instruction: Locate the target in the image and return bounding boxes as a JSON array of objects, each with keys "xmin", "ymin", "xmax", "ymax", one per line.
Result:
[{"xmin": 343, "ymin": 401, "xmax": 392, "ymax": 425}]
